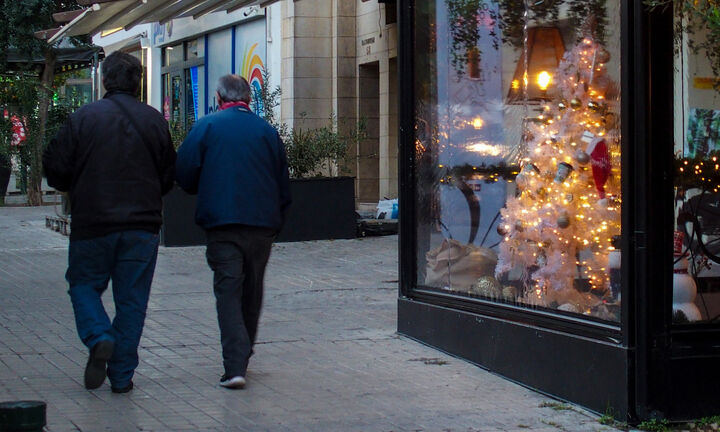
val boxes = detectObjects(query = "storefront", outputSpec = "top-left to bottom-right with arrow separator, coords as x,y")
156,11 -> 271,129
398,0 -> 720,422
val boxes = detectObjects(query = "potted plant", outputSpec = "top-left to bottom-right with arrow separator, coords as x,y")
160,121 -> 206,247
645,0 -> 720,82
161,73 -> 366,246
276,114 -> 365,242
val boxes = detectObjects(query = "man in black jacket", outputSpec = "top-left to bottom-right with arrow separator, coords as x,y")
43,52 -> 176,393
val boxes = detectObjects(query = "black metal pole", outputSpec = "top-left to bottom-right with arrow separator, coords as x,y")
629,0 -> 675,421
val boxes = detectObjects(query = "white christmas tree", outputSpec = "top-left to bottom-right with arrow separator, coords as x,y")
496,24 -> 622,314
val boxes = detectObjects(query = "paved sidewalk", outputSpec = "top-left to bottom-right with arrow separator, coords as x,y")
0,206 -> 621,432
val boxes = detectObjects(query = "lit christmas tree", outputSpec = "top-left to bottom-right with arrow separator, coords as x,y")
496,23 -> 622,316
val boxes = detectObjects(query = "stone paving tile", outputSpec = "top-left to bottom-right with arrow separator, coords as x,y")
0,206 -> 622,431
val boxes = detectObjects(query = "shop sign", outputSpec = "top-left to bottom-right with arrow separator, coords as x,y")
152,21 -> 173,45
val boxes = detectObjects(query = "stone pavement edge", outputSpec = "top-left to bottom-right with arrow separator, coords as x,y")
0,206 -> 623,432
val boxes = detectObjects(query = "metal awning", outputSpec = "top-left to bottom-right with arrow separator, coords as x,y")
5,47 -> 104,73
47,0 -> 280,44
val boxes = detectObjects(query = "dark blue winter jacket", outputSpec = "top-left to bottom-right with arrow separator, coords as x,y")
175,106 -> 291,231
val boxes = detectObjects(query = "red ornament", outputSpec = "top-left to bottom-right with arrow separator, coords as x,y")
10,115 -> 26,146
587,137 -> 610,198
674,231 -> 686,257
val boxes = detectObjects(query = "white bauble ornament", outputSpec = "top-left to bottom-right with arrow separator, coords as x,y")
673,256 -> 702,322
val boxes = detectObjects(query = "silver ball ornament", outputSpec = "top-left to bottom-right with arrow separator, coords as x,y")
574,150 -> 590,165
557,214 -> 571,229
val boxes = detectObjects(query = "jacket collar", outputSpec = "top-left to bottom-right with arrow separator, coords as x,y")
104,90 -> 138,99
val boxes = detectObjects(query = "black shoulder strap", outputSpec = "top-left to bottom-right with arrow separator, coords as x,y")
107,96 -> 160,174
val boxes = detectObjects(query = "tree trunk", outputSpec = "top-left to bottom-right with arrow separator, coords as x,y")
28,49 -> 56,206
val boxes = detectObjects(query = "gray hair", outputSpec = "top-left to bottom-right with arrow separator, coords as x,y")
216,74 -> 251,103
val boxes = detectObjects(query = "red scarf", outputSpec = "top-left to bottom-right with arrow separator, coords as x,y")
219,101 -> 250,111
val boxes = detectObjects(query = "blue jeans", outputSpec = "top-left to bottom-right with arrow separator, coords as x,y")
66,230 -> 159,388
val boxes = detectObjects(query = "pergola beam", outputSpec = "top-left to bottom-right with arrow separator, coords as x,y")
52,9 -> 86,24
76,0 -> 124,5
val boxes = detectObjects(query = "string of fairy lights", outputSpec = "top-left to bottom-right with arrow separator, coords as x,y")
496,34 -> 622,306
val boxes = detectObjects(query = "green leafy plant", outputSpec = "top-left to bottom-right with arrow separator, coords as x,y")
1,0 -> 89,205
253,69 -> 367,179
169,121 -> 188,150
1,72 -> 80,199
445,0 -> 494,78
646,0 -> 720,86
696,415 -> 720,427
496,0 -> 608,47
638,418 -> 671,432
539,401 -> 572,411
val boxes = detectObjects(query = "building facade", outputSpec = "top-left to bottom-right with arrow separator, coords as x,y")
93,0 -> 399,207
397,0 -> 720,422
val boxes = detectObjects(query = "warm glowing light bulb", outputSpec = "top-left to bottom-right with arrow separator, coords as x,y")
537,71 -> 552,91
472,117 -> 484,129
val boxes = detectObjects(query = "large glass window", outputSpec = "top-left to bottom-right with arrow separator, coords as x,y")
414,1 -> 622,322
671,5 -> 720,325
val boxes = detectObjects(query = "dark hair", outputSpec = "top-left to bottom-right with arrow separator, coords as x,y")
216,75 -> 251,103
101,51 -> 142,93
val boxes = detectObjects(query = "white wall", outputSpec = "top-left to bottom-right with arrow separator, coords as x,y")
94,5 -> 283,119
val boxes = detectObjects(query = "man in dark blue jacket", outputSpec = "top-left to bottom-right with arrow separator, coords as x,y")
175,74 -> 291,389
43,51 -> 176,393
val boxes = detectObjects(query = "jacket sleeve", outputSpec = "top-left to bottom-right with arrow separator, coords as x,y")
175,121 -> 205,195
276,132 -> 292,226
159,125 -> 177,195
42,118 -> 75,192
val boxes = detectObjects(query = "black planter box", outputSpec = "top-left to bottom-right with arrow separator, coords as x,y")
161,186 -> 206,247
277,176 -> 356,242
0,161 -> 11,203
161,177 -> 356,246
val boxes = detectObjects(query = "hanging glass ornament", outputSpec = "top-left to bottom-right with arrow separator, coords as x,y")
588,101 -> 603,112
554,162 -> 574,183
557,213 -> 571,229
570,98 -> 582,109
497,224 -> 509,236
574,150 -> 590,165
596,48 -> 611,64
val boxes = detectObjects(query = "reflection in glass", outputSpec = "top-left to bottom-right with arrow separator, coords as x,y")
414,0 -> 622,322
672,7 -> 720,325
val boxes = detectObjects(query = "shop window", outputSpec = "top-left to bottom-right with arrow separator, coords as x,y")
162,44 -> 183,67
162,73 -> 182,124
184,67 -> 200,130
414,0 -> 622,322
672,7 -> 720,325
126,48 -> 148,104
184,38 -> 204,61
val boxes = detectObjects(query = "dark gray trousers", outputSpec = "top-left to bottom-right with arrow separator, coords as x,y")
205,225 -> 275,377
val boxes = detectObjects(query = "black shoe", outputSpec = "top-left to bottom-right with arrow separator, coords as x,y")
84,340 -> 114,390
111,381 -> 133,394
